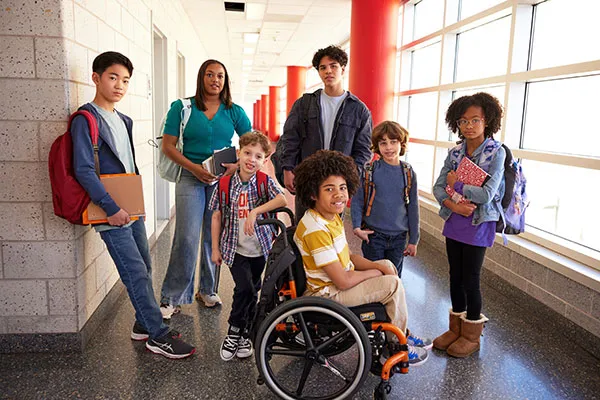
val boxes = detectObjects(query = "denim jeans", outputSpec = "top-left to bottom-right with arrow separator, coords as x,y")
161,170 -> 217,305
361,230 -> 408,277
100,219 -> 169,339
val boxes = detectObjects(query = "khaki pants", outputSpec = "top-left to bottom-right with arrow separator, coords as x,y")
314,260 -> 408,333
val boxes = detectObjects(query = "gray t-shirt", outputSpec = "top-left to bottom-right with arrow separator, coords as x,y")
90,102 -> 135,232
320,91 -> 347,150
90,102 -> 135,173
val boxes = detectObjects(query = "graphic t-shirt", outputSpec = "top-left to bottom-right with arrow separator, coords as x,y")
236,183 -> 262,257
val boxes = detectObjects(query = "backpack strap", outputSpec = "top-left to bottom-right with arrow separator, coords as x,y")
300,93 -> 311,140
363,161 -> 376,219
70,110 -> 100,177
255,171 -> 270,220
218,174 -> 232,221
401,161 -> 412,206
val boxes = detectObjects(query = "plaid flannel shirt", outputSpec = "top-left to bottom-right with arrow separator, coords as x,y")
208,172 -> 283,267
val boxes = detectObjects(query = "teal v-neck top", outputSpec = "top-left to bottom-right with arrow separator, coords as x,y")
163,98 -> 251,164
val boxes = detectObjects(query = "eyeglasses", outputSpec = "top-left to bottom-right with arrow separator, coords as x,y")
457,118 -> 484,127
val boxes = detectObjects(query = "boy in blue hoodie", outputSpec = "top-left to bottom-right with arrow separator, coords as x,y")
72,51 -> 195,359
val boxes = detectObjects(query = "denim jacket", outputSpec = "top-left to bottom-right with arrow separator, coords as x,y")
280,89 -> 372,170
72,103 -> 138,217
433,138 -> 505,225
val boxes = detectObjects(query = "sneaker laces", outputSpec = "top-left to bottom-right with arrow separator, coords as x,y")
223,335 -> 240,352
408,332 -> 426,346
238,337 -> 251,348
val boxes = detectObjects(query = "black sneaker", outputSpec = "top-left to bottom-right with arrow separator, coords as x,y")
131,323 -> 182,342
131,321 -> 149,341
146,332 -> 195,359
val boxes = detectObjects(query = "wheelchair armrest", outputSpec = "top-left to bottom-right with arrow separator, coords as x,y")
257,219 -> 288,248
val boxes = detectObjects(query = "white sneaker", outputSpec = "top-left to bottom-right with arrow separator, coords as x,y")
160,303 -> 180,320
236,337 -> 253,358
196,293 -> 222,308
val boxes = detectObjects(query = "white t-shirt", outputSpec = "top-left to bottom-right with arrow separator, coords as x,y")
236,183 -> 262,258
320,91 -> 347,150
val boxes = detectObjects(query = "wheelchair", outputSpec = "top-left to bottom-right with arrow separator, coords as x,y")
251,208 -> 410,400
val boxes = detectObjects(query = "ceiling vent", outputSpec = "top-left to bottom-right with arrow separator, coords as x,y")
224,2 -> 245,12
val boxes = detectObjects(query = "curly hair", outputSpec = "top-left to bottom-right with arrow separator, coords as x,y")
239,130 -> 271,156
294,150 -> 359,209
312,45 -> 348,69
372,121 -> 409,157
445,92 -> 503,141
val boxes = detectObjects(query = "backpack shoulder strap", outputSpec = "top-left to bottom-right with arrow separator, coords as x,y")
70,110 -> 100,176
180,98 -> 192,132
362,160 -> 377,219
255,171 -> 271,219
218,175 -> 232,215
400,161 -> 413,206
300,93 -> 312,140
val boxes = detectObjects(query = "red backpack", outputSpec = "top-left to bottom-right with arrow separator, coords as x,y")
218,171 -> 270,221
48,110 -> 100,225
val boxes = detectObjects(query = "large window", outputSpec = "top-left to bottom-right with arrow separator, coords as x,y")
395,0 -> 600,264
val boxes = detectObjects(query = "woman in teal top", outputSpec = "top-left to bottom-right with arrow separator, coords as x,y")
160,59 -> 251,317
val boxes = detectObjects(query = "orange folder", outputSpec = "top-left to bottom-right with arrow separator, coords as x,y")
82,173 -> 146,225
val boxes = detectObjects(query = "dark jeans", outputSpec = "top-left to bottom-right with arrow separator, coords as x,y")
362,230 -> 408,277
100,219 -> 169,339
445,237 -> 487,320
228,253 -> 265,331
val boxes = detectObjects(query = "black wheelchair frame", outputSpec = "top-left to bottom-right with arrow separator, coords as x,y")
250,208 -> 410,400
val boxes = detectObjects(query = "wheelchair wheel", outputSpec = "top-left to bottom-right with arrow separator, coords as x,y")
255,296 -> 371,400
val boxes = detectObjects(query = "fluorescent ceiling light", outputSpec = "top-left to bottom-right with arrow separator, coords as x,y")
244,33 -> 259,43
243,59 -> 253,66
246,3 -> 266,20
243,47 -> 255,55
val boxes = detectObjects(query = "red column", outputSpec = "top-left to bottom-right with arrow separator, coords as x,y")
349,0 -> 399,125
286,66 -> 307,115
252,102 -> 257,129
261,94 -> 269,135
256,99 -> 262,132
268,86 -> 281,141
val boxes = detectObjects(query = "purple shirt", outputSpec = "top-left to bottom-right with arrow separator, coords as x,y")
443,180 -> 495,247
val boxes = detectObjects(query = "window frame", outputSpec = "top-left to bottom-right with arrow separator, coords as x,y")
395,0 -> 600,270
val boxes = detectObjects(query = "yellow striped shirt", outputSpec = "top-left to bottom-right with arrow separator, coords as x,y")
293,209 -> 354,296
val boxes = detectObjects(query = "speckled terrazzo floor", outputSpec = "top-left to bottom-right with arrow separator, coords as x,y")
1,216 -> 599,400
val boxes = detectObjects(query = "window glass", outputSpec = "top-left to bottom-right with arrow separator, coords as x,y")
413,0 -> 445,40
443,86 -> 506,141
455,16 -> 510,82
460,0 -> 504,20
523,75 -> 600,157
411,41 -> 441,89
524,160 -> 600,252
405,143 -> 435,193
407,92 -> 438,140
531,0 -> 600,69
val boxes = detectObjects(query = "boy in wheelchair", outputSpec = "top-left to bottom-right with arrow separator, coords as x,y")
292,150 -> 428,366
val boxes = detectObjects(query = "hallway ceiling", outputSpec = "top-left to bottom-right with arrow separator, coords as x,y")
181,0 -> 352,104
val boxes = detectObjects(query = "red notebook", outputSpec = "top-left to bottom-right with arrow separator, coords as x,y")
445,157 -> 489,203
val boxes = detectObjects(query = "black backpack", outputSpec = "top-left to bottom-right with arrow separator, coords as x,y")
271,93 -> 311,187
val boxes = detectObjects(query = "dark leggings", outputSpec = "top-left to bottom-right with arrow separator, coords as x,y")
445,238 -> 487,320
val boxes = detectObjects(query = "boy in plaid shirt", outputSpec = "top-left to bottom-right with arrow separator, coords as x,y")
209,131 -> 287,361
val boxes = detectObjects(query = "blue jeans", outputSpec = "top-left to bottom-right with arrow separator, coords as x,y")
100,219 -> 169,339
361,230 -> 408,277
160,170 -> 217,305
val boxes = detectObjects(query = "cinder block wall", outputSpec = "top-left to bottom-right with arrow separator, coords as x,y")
0,0 -> 205,343
419,201 -> 600,340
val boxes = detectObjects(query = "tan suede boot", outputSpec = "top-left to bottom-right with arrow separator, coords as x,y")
446,314 -> 489,358
432,309 -> 465,351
